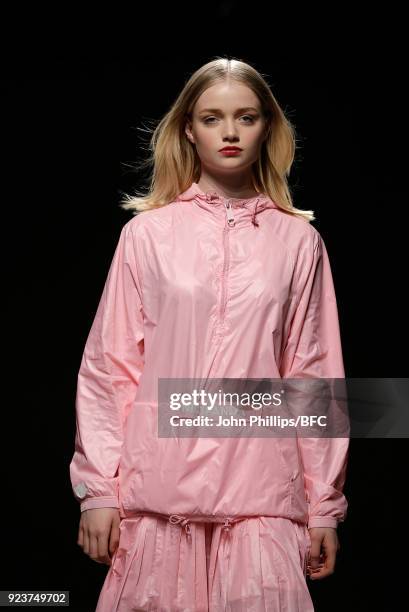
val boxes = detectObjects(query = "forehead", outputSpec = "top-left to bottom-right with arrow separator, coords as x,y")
194,82 -> 260,112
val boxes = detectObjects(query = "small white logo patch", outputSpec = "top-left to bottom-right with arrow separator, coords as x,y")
74,482 -> 88,499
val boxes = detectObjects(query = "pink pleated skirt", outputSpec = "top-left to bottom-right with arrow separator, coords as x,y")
95,515 -> 314,611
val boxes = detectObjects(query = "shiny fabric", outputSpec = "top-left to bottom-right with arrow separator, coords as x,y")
69,180 -> 349,609
95,515 -> 313,612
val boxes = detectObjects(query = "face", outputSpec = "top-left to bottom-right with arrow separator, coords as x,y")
185,81 -> 269,177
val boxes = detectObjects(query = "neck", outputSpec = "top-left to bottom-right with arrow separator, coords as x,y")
197,174 -> 259,200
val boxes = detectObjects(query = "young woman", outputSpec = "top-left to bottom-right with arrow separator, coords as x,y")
70,57 -> 349,611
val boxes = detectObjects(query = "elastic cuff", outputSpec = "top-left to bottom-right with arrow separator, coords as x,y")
308,516 -> 338,529
80,496 -> 120,512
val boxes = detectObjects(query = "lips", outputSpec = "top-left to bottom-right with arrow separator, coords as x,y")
219,147 -> 242,151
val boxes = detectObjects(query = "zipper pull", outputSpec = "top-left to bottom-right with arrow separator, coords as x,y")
224,200 -> 235,227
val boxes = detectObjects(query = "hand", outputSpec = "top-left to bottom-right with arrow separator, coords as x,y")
77,507 -> 120,566
307,527 -> 340,580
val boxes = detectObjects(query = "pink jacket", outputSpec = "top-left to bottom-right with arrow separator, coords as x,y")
69,181 -> 349,532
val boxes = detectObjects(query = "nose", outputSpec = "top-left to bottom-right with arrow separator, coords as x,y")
222,119 -> 239,141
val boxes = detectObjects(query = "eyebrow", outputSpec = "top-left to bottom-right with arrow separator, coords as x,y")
198,107 -> 260,114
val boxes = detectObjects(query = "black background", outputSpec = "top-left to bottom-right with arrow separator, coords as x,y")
1,4 -> 406,611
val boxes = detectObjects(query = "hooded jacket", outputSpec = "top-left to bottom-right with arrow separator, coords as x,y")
69,181 -> 349,532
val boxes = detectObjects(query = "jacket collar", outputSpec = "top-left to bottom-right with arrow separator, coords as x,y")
176,182 -> 278,228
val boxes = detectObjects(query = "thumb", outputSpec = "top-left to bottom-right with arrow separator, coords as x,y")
309,538 -> 322,570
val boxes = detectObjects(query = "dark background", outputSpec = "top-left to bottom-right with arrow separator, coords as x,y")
1,5 -> 406,611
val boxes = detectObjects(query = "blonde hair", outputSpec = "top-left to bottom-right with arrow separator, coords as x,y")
119,56 -> 315,222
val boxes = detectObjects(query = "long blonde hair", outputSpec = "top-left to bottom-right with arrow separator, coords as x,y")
119,57 -> 315,222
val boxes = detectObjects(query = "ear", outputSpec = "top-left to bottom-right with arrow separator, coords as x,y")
185,118 -> 195,144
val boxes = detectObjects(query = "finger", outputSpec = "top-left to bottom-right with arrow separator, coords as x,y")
309,549 -> 337,580
89,534 -> 101,563
97,533 -> 111,565
307,559 -> 325,576
77,524 -> 84,547
109,521 -> 120,559
308,558 -> 327,578
83,531 -> 90,556
309,565 -> 334,580
323,543 -> 337,574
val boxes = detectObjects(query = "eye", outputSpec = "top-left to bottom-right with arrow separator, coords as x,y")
241,115 -> 256,123
203,115 -> 256,124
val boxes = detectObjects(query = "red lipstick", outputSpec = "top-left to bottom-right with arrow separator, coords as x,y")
219,146 -> 242,156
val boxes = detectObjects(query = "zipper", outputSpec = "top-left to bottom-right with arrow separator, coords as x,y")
224,199 -> 235,227
207,200 -> 234,373
219,200 -> 234,322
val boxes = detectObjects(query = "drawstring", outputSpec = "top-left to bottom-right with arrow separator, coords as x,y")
168,514 -> 235,536
169,514 -> 192,535
204,192 -> 261,227
252,199 -> 260,226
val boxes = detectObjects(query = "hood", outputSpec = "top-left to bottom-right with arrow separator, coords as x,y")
176,182 -> 279,228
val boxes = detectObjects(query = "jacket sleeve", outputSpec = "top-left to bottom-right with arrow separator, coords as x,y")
69,221 -> 145,512
279,229 -> 349,529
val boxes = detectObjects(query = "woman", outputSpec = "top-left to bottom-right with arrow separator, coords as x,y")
70,57 -> 349,611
